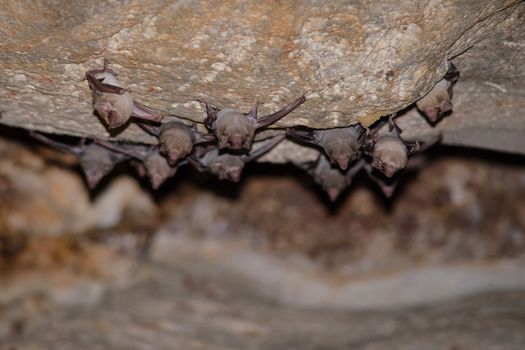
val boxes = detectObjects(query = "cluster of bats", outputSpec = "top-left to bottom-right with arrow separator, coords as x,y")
31,60 -> 459,201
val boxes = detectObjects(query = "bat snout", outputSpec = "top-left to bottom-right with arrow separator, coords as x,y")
86,173 -> 103,189
229,134 -> 245,149
327,187 -> 340,202
382,163 -> 399,178
334,155 -> 350,170
167,150 -> 182,164
227,168 -> 242,182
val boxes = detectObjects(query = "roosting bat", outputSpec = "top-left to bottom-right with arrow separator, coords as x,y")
416,62 -> 459,123
197,94 -> 305,150
96,141 -> 181,189
298,154 -> 366,202
137,121 -> 216,165
364,116 -> 439,178
85,60 -> 163,129
189,134 -> 285,182
30,132 -> 130,188
287,125 -> 365,170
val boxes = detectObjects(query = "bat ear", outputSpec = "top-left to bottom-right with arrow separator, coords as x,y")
196,99 -> 220,120
246,101 -> 263,119
387,114 -> 402,135
405,141 -> 420,155
444,62 -> 460,82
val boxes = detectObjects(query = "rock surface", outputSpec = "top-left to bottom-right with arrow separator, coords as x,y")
0,0 -> 523,159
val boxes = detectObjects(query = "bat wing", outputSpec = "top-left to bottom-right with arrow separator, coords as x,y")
345,158 -> 366,180
286,127 -> 321,146
131,102 -> 163,123
244,134 -> 285,162
136,121 -> 161,136
255,94 -> 306,129
95,140 -> 151,161
187,155 -> 209,172
193,129 -> 217,145
30,131 -> 84,156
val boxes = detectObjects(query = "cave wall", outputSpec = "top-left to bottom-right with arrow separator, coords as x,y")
0,0 -> 523,161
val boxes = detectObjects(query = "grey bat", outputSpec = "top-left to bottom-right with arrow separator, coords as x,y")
416,62 -> 459,123
189,134 -> 285,182
197,94 -> 305,150
96,141 -> 181,190
30,132 -> 129,188
365,116 -> 439,178
85,60 -> 163,129
298,154 -> 366,202
287,125 -> 365,170
138,121 -> 216,165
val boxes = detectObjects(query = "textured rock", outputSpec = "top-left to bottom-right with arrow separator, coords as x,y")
0,0 -> 523,159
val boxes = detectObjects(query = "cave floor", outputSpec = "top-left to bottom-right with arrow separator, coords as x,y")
2,257 -> 525,350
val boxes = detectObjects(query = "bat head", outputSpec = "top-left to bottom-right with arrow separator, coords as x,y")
80,145 -> 116,188
372,135 -> 408,178
314,157 -> 350,202
323,128 -> 361,170
144,153 -> 175,189
93,91 -> 133,129
160,124 -> 194,164
210,154 -> 244,182
216,110 -> 255,150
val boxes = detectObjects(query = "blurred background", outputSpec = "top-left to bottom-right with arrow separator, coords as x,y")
1,126 -> 524,349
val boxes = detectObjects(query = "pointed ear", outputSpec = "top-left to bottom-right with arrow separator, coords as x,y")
387,114 -> 402,135
196,99 -> 220,121
404,133 -> 441,154
255,94 -> 306,129
444,62 -> 460,82
405,141 -> 421,155
245,101 -> 263,119
244,134 -> 285,162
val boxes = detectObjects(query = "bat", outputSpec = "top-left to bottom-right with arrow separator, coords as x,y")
364,116 -> 439,178
85,59 -> 163,129
137,121 -> 216,165
297,154 -> 366,201
30,131 -> 130,188
416,62 -> 459,123
96,141 -> 181,189
286,125 -> 365,170
189,134 -> 285,182
197,94 -> 305,150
